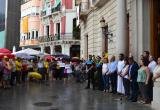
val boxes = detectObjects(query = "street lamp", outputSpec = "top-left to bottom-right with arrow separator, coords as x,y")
100,17 -> 113,56
100,17 -> 113,37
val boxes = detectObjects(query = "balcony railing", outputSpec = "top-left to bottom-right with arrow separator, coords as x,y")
51,3 -> 61,13
41,10 -> 46,16
39,33 -> 80,43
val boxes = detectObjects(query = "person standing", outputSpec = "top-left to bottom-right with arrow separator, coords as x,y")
75,60 -> 82,82
15,58 -> 22,84
44,59 -> 49,81
85,55 -> 96,90
117,54 -> 125,94
2,56 -> 12,88
102,57 -> 109,92
108,56 -> 117,94
37,59 -> 45,81
58,59 -> 65,80
153,57 -> 160,81
128,56 -> 139,102
64,59 -> 72,82
22,59 -> 28,83
10,59 -> 16,86
95,56 -> 103,91
148,55 -> 156,102
0,59 -> 4,87
137,58 -> 150,104
121,57 -> 130,99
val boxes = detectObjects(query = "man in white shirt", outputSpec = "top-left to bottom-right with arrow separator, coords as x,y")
148,55 -> 157,102
117,53 -> 125,94
148,56 -> 157,73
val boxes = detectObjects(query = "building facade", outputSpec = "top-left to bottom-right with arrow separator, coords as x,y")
20,0 -> 80,57
20,0 -> 41,49
0,0 -> 20,50
79,0 -> 160,108
39,0 -> 80,57
79,0 -> 159,62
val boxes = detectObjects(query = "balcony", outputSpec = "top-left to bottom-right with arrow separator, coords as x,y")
20,39 -> 39,47
79,2 -> 89,20
51,3 -> 61,14
41,10 -> 46,16
39,33 -> 80,43
94,0 -> 109,8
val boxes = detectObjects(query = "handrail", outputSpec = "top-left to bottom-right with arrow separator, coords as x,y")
39,33 -> 80,43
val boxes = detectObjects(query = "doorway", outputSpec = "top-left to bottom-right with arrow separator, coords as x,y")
150,0 -> 160,58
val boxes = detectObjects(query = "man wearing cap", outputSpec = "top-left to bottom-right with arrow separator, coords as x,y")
85,55 -> 96,90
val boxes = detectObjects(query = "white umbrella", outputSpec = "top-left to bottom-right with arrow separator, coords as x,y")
13,48 -> 41,56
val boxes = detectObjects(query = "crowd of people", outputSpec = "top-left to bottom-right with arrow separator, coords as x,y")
83,51 -> 160,105
0,51 -> 160,105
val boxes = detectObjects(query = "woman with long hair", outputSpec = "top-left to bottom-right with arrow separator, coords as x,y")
137,58 -> 150,104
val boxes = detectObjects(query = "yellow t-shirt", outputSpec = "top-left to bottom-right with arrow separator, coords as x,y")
15,61 -> 22,71
44,61 -> 49,69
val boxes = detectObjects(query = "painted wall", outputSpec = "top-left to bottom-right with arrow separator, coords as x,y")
61,16 -> 66,34
21,0 -> 41,11
28,16 -> 40,31
65,12 -> 77,33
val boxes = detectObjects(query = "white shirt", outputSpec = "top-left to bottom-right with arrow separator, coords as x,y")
102,63 -> 109,75
121,65 -> 129,79
65,64 -> 72,74
117,60 -> 125,73
58,61 -> 65,67
37,62 -> 44,68
148,61 -> 157,73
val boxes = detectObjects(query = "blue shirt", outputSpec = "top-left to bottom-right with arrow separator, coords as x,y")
85,60 -> 93,65
85,60 -> 94,68
108,61 -> 118,73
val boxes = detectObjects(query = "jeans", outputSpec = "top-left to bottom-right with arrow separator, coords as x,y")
102,74 -> 110,91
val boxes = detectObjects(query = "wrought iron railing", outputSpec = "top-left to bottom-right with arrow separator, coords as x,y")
39,33 -> 80,43
51,3 -> 61,13
41,10 -> 46,16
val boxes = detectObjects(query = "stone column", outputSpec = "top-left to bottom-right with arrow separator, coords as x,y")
152,79 -> 160,109
62,44 -> 71,56
40,45 -> 45,53
116,0 -> 128,55
50,45 -> 55,55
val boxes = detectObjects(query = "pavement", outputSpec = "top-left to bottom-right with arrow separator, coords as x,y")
0,80 -> 155,110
